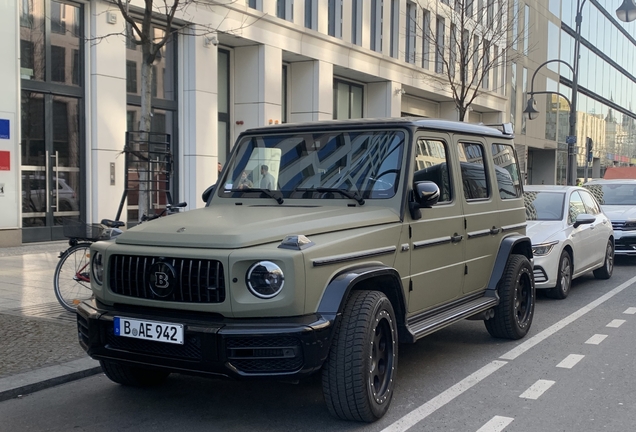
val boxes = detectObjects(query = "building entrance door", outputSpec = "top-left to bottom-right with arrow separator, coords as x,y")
21,92 -> 82,242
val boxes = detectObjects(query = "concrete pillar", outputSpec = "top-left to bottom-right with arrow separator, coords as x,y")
89,2 -> 127,223
289,60 -> 333,122
0,0 -> 20,245
181,27 -> 218,210
367,81 -> 402,118
234,44 -> 283,131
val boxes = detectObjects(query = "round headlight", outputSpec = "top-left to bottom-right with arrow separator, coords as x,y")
246,261 -> 284,299
92,251 -> 104,285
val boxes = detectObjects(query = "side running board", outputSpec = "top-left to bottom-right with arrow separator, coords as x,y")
406,296 -> 498,342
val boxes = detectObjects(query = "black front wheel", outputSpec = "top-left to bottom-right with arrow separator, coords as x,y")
485,254 -> 535,340
322,290 -> 398,422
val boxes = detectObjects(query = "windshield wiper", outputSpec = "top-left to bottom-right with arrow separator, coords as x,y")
241,188 -> 284,205
312,187 -> 365,205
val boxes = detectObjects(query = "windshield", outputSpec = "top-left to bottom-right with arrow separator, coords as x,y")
219,129 -> 406,201
584,183 -> 636,205
523,191 -> 565,221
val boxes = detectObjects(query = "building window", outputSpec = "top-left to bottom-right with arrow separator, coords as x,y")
461,30 -> 469,83
277,0 -> 292,21
523,4 -> 529,56
521,67 -> 528,134
510,62 -> 517,131
493,46 -> 499,92
512,0 -> 519,50
72,49 -> 80,85
482,39 -> 490,89
126,61 -> 137,94
449,24 -> 457,79
390,0 -> 399,58
435,17 -> 445,74
247,0 -> 257,8
51,45 -> 66,82
406,2 -> 416,63
334,79 -> 363,120
328,0 -> 342,38
305,0 -> 316,29
51,1 -> 65,34
487,0 -> 494,27
371,0 -> 382,52
473,36 -> 479,86
282,64 -> 288,123
352,0 -> 362,45
422,9 -> 431,69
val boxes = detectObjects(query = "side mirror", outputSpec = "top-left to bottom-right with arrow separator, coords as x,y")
409,181 -> 440,220
202,185 -> 215,203
573,213 -> 595,228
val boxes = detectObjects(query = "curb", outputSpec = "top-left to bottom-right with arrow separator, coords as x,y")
0,358 -> 102,402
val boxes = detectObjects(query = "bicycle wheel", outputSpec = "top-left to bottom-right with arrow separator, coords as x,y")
54,243 -> 94,312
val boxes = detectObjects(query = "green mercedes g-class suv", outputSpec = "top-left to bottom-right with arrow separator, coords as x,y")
78,118 -> 534,422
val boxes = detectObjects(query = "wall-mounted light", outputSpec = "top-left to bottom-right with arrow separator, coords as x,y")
204,35 -> 219,48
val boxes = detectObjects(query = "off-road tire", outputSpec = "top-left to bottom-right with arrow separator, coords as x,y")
546,251 -> 572,299
322,290 -> 398,422
100,360 -> 170,387
593,239 -> 614,280
485,254 -> 535,340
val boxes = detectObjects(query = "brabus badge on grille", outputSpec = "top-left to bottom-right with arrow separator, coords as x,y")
148,261 -> 177,298
177,227 -> 186,233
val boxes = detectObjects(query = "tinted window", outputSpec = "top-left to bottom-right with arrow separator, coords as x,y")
523,191 -> 564,221
579,190 -> 601,215
413,139 -> 452,203
568,191 -> 586,225
492,143 -> 522,199
458,142 -> 488,200
584,183 -> 636,205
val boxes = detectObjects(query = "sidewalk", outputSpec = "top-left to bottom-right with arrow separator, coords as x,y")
0,241 -> 101,402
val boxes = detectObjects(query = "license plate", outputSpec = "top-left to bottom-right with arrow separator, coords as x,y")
114,317 -> 184,345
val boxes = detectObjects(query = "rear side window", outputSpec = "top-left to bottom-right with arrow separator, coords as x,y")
413,139 -> 452,203
492,144 -> 522,199
458,142 -> 488,200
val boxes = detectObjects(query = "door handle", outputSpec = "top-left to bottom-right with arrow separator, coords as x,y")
490,226 -> 501,235
451,233 -> 463,243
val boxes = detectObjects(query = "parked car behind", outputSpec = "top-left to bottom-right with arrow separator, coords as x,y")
524,185 -> 614,299
584,179 -> 636,256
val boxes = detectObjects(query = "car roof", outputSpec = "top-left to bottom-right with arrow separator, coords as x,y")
523,185 -> 581,192
585,179 -> 636,184
242,118 -> 513,140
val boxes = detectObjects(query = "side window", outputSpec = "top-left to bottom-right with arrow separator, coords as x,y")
568,191 -> 586,224
413,138 -> 452,203
579,190 -> 601,215
492,143 -> 522,199
458,142 -> 489,200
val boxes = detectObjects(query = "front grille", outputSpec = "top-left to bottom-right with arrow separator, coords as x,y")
226,336 -> 303,373
612,221 -> 626,230
105,324 -> 202,360
109,255 -> 225,303
533,267 -> 548,283
77,314 -> 89,346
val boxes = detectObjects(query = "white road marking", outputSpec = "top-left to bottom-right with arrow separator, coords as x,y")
556,354 -> 585,369
500,275 -> 636,360
624,307 -> 636,315
607,319 -> 626,328
476,416 -> 514,432
379,361 -> 508,432
585,334 -> 608,345
519,379 -> 555,400
382,276 -> 636,432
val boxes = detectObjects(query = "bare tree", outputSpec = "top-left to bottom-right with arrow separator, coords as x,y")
101,0 -> 251,220
415,0 -> 524,121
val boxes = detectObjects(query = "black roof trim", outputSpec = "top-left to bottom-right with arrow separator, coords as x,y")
243,118 -> 514,139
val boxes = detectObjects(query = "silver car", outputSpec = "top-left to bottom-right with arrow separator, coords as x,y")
584,179 -> 636,256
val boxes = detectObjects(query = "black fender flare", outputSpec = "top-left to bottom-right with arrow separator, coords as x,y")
317,264 -> 407,329
486,234 -> 533,294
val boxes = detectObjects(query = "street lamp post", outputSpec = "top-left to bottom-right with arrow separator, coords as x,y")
523,0 -> 587,186
616,0 -> 636,22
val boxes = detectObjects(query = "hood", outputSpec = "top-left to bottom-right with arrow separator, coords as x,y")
526,220 -> 565,244
115,205 -> 401,248
601,205 -> 636,221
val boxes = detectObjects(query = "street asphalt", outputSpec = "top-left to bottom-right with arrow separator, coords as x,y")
0,241 -> 101,402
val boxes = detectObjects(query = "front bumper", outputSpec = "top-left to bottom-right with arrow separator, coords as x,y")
532,255 -> 558,289
77,300 -> 334,380
613,231 -> 636,256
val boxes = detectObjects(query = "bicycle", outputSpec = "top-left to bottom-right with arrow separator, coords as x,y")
53,202 -> 187,312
